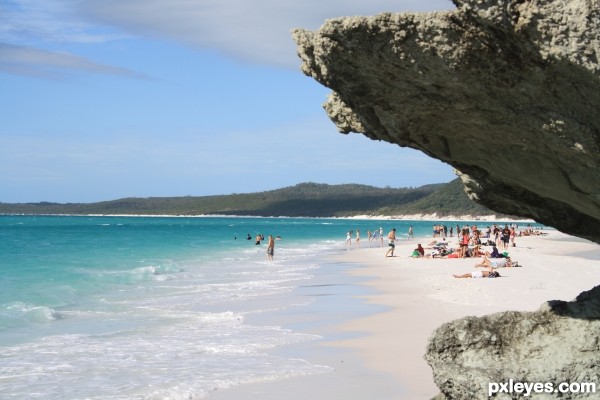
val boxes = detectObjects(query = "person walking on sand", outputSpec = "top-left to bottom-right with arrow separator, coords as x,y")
345,231 -> 352,246
356,229 -> 360,246
266,235 -> 275,260
385,228 -> 397,257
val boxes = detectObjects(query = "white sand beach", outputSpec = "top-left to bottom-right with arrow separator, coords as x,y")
209,230 -> 600,399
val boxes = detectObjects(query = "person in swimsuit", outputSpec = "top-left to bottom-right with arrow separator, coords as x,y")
475,256 -> 516,269
459,228 -> 470,258
266,235 -> 275,260
385,228 -> 397,257
453,266 -> 500,278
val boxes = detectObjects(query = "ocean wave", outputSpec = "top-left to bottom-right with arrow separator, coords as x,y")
1,302 -> 62,326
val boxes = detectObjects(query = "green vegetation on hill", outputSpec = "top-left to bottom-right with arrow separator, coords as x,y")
0,179 -> 506,217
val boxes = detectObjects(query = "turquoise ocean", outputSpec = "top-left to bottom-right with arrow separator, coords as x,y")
0,215 -> 514,399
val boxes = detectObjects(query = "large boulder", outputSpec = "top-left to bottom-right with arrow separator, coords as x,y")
425,286 -> 600,399
292,0 -> 600,245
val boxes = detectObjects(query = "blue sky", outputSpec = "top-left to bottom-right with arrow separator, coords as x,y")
1,0 -> 455,203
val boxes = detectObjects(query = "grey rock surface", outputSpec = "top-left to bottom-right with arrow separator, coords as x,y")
293,0 -> 600,244
425,286 -> 600,399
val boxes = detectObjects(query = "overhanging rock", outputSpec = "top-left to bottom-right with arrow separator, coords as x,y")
293,0 -> 600,244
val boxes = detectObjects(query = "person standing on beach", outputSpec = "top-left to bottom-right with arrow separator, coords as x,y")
510,226 -> 516,247
345,231 -> 352,246
266,235 -> 275,260
501,225 -> 511,250
459,228 -> 470,258
408,225 -> 414,239
379,227 -> 384,246
356,229 -> 360,246
385,228 -> 397,257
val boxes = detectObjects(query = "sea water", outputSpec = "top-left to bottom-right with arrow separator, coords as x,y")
0,215 -> 510,399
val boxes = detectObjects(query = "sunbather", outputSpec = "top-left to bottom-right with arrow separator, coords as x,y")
475,256 -> 518,269
453,265 -> 500,278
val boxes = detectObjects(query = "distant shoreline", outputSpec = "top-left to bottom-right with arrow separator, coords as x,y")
0,213 -> 538,224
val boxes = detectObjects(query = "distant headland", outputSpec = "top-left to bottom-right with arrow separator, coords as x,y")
0,178 -> 516,219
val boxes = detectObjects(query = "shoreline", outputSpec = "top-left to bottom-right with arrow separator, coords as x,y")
0,213 -> 538,223
208,230 -> 600,399
206,252 -> 405,400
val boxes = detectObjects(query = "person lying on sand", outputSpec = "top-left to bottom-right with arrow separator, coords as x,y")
453,266 -> 500,278
475,256 -> 519,269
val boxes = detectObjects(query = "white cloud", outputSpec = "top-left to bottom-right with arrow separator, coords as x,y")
0,0 -> 134,77
0,0 -> 123,44
78,0 -> 454,67
0,43 -> 148,78
0,0 -> 454,77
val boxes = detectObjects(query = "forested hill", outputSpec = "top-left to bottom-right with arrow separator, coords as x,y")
0,179 -> 503,218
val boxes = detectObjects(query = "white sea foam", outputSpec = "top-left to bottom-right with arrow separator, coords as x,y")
1,216 -> 361,399
0,307 -> 332,400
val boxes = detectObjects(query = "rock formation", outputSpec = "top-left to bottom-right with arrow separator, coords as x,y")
292,0 -> 600,245
425,287 -> 600,399
293,0 -> 600,398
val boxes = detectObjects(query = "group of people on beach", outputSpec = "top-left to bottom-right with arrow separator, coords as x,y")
362,222 -> 535,279
417,223 -> 535,259
343,222 -> 546,278
346,226 -> 393,247
345,226 -> 403,257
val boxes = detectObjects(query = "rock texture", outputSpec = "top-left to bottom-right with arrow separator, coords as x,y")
292,0 -> 600,245
425,286 -> 600,399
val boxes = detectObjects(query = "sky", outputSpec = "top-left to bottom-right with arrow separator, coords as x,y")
1,0 -> 456,203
